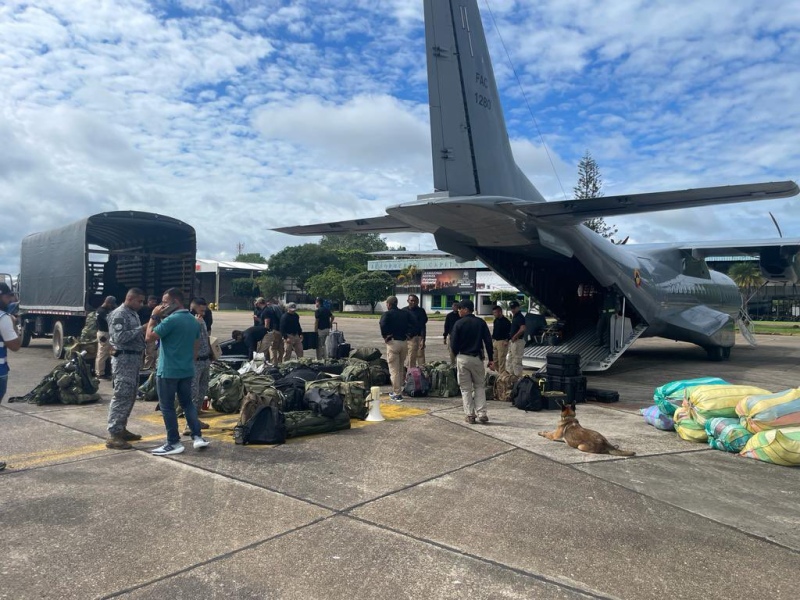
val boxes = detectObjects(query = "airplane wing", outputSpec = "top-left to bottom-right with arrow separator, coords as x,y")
274,215 -> 419,236
497,181 -> 798,224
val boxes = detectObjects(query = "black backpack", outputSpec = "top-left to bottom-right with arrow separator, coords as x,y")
304,387 -> 345,419
512,376 -> 542,411
273,377 -> 308,412
234,400 -> 286,445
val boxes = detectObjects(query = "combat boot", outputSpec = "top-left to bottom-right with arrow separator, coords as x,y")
122,429 -> 142,441
106,435 -> 133,450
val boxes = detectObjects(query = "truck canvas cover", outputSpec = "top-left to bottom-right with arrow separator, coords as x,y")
20,212 -> 196,311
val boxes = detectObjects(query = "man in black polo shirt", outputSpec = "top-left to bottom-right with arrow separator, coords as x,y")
491,305 -> 511,373
442,301 -> 460,365
280,302 -> 303,360
403,294 -> 427,367
507,300 -> 526,376
449,300 -> 494,424
314,297 -> 335,359
379,295 -> 413,401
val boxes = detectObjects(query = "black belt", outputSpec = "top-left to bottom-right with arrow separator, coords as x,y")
492,338 -> 509,342
196,355 -> 211,361
117,350 -> 141,355
460,352 -> 481,357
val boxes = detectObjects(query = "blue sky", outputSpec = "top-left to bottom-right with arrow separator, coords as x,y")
1,0 -> 799,275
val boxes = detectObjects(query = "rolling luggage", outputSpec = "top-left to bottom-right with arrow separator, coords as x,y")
326,323 -> 345,358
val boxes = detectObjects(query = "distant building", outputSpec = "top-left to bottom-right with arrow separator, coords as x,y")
194,259 -> 267,309
367,250 -> 522,315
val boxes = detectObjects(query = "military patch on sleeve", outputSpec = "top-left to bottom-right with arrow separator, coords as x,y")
114,322 -> 124,331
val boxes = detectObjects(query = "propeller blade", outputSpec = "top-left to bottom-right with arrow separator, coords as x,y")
769,212 -> 783,238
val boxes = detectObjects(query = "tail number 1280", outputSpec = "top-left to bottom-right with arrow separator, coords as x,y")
475,93 -> 492,110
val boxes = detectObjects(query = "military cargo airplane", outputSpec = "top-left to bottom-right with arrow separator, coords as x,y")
277,0 -> 799,371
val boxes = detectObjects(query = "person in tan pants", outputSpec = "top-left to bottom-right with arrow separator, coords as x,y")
490,305 -> 511,374
94,296 -> 117,379
280,302 -> 303,360
379,296 -> 412,401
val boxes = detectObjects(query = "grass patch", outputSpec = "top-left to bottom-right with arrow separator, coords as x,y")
748,321 -> 800,335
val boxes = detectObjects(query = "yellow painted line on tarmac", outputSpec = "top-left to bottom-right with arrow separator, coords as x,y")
4,405 -> 432,468
350,404 -> 428,429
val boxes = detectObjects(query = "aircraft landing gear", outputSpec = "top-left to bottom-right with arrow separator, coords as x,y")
706,346 -> 731,361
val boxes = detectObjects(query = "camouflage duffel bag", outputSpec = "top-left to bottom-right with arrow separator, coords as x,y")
284,408 -> 351,439
239,371 -> 276,396
209,372 -> 245,414
306,378 -> 369,420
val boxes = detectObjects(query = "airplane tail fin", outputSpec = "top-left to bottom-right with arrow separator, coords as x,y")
424,0 -> 545,202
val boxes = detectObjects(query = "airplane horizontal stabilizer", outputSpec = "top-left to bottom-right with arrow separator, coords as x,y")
631,238 -> 800,258
499,181 -> 798,224
274,215 -> 419,236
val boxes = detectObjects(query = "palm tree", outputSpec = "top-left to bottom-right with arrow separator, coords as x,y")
728,261 -> 764,309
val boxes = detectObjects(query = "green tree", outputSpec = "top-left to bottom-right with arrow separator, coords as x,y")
254,275 -> 284,301
489,291 -> 529,311
319,233 -> 388,254
342,271 -> 394,314
267,243 -> 339,291
230,277 -> 259,299
306,267 -> 347,308
574,150 -> 619,241
234,252 -> 268,263
320,233 -> 389,275
728,261 -> 764,310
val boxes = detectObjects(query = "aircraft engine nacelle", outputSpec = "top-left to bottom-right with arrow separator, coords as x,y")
759,247 -> 800,283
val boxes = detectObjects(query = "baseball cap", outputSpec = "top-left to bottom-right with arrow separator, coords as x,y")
287,302 -> 297,310
457,299 -> 474,311
255,297 -> 266,305
509,300 -> 520,309
0,283 -> 12,295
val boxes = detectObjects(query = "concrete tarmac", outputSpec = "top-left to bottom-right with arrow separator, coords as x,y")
1,313 -> 799,599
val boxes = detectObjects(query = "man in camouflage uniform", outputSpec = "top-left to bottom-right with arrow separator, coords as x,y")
106,288 -> 146,450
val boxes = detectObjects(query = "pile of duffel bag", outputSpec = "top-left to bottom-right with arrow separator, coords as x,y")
642,376 -> 800,466
222,358 -> 372,445
9,352 -> 100,406
341,347 -> 391,388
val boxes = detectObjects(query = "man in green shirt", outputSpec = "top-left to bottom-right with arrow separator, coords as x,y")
145,287 -> 210,455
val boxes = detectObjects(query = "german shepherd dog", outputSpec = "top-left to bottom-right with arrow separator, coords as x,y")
538,403 -> 635,456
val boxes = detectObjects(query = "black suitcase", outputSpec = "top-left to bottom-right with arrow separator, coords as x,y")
336,343 -> 351,359
302,331 -> 319,351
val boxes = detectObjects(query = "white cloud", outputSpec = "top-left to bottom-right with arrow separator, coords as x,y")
0,0 -> 798,281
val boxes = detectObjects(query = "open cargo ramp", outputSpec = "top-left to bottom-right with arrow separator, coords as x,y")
523,323 -> 649,372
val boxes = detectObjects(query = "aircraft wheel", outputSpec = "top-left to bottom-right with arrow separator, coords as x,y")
706,346 -> 724,361
52,321 -> 65,360
722,347 -> 731,360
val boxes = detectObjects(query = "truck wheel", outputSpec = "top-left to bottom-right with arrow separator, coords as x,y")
52,321 -> 65,359
21,324 -> 32,348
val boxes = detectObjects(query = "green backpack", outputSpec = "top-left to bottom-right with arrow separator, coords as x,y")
209,372 -> 245,413
239,372 -> 276,396
429,363 -> 461,397
341,360 -> 372,387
